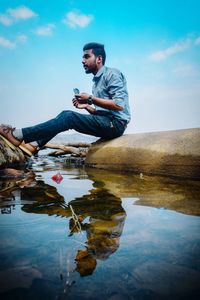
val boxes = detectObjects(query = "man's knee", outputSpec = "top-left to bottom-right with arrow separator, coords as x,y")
56,110 -> 75,120
55,110 -> 80,129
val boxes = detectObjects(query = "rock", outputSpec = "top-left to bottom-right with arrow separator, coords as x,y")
0,136 -> 26,168
0,168 -> 29,179
86,128 -> 200,179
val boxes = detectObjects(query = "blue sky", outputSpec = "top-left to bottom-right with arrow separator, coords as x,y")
0,0 -> 200,134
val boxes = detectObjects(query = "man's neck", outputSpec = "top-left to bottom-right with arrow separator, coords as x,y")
93,64 -> 103,75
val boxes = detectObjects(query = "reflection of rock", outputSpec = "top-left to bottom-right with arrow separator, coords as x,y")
0,179 -> 66,214
86,168 -> 200,216
21,181 -> 65,215
0,171 -> 36,208
0,168 -> 33,179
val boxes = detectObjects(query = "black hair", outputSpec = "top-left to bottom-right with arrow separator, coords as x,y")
83,42 -> 106,65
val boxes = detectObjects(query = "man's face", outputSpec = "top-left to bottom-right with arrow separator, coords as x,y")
82,49 -> 99,74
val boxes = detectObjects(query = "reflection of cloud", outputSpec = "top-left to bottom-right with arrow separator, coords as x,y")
150,38 -> 191,61
63,11 -> 93,28
0,6 -> 37,26
34,24 -> 55,36
0,36 -> 15,49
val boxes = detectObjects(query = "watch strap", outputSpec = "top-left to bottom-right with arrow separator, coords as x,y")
87,95 -> 93,105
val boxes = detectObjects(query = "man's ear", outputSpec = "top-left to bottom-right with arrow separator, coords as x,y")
96,55 -> 103,64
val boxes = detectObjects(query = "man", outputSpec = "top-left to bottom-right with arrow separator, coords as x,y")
0,42 -> 131,156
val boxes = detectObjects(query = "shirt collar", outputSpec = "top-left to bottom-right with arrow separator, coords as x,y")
93,65 -> 106,82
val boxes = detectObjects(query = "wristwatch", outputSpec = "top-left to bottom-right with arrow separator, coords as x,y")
87,95 -> 93,105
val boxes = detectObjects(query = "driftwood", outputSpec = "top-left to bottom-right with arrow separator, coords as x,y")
45,142 -> 91,157
46,142 -> 92,148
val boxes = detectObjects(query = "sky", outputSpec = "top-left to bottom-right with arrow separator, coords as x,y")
0,0 -> 200,134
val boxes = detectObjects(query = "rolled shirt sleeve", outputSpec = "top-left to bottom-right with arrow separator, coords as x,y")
107,71 -> 128,108
92,66 -> 131,123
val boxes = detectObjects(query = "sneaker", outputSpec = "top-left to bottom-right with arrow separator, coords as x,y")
0,124 -> 21,147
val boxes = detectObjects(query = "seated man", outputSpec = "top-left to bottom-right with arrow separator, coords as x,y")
0,42 -> 131,156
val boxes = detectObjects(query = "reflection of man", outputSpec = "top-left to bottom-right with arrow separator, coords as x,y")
68,188 -> 126,277
75,212 -> 125,276
13,178 -> 126,277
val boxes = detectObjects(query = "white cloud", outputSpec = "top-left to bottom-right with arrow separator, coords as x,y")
0,36 -> 15,49
195,36 -> 200,45
0,6 -> 37,26
63,11 -> 93,28
150,38 -> 191,61
0,14 -> 13,26
7,6 -> 37,20
173,63 -> 199,78
16,34 -> 28,43
34,24 -> 55,36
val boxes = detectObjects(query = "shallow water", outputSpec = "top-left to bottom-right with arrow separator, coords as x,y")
0,156 -> 200,300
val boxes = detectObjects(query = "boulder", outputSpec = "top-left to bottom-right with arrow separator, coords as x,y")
86,128 -> 200,179
0,136 -> 26,168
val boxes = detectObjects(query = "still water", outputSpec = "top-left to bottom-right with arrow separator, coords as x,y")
0,156 -> 200,300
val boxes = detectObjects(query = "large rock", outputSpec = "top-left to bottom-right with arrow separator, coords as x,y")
0,136 -> 26,168
86,128 -> 200,179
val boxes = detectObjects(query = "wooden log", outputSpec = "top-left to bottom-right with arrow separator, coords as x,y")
45,142 -> 91,148
45,143 -> 89,157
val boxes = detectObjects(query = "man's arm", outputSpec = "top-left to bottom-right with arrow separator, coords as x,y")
92,95 -> 123,111
74,93 -> 123,111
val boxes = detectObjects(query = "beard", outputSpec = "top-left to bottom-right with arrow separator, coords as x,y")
84,66 -> 93,74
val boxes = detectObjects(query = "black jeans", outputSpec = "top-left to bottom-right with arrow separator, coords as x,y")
22,110 -> 126,148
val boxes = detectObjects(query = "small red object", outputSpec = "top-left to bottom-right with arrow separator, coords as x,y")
51,172 -> 63,184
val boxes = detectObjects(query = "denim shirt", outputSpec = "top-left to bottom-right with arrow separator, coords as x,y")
92,66 -> 131,123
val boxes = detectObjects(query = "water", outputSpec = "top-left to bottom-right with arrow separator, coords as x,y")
0,155 -> 200,300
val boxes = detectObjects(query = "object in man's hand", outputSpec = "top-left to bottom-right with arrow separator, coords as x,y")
73,88 -> 80,94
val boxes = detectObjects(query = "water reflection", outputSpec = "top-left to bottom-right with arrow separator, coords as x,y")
0,166 -> 200,299
1,166 -> 200,216
86,168 -> 200,216
0,173 -> 126,278
68,189 -> 125,276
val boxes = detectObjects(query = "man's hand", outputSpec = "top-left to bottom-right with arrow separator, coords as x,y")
72,97 -> 96,114
72,98 -> 89,109
74,92 -> 90,103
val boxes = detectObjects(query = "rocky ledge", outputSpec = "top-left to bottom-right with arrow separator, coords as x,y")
86,128 -> 200,179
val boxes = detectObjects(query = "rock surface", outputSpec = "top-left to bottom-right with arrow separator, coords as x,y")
86,128 -> 200,178
0,136 -> 26,168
